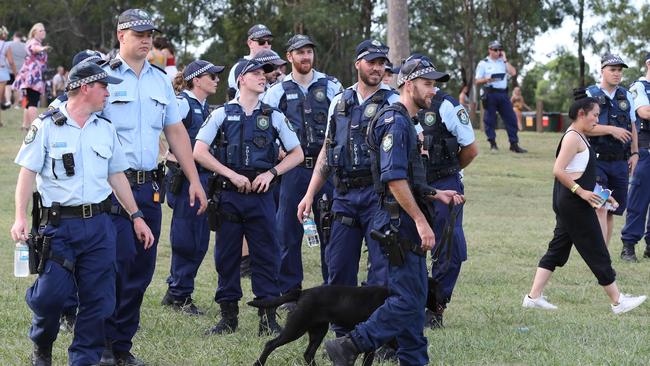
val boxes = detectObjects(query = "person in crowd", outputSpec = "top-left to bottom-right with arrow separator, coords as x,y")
13,23 -> 49,131
6,31 -> 27,109
98,9 -> 206,365
161,60 -> 224,315
523,89 -> 646,314
511,86 -> 531,131
475,40 -> 526,153
10,61 -> 154,366
226,24 -> 273,99
0,25 -> 17,125
51,66 -> 66,98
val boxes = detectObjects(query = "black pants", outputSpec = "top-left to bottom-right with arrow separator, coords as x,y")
538,188 -> 616,286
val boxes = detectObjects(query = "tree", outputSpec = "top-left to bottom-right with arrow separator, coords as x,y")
387,0 -> 409,68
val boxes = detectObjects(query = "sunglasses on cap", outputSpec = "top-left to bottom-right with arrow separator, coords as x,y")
254,39 -> 272,46
401,57 -> 434,76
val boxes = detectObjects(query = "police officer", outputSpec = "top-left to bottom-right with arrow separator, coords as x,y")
298,40 -> 396,293
10,62 -> 154,366
585,54 -> 637,248
253,49 -> 287,90
49,50 -> 106,110
161,60 -> 224,314
194,59 -> 303,335
475,40 -> 527,153
620,52 -> 650,261
417,78 -> 479,328
263,34 -> 342,292
325,54 -> 464,366
227,24 -> 274,99
99,9 -> 207,365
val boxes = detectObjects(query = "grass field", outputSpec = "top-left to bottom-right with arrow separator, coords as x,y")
1,107 -> 649,366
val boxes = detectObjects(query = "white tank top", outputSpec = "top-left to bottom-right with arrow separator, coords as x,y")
564,130 -> 590,173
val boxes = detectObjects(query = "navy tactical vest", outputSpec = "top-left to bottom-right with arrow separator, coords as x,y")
587,85 -> 632,157
416,90 -> 461,182
279,77 -> 330,157
212,103 -> 279,173
178,92 -> 210,147
635,80 -> 650,148
327,88 -> 394,191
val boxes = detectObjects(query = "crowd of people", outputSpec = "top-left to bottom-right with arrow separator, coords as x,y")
6,8 -> 649,366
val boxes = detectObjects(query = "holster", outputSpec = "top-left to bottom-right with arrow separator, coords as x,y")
318,196 -> 333,245
166,161 -> 185,195
371,228 -> 405,266
207,175 -> 222,231
156,162 -> 167,204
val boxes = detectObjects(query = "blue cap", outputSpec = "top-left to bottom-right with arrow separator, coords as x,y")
72,50 -> 104,67
117,9 -> 159,32
253,49 -> 287,66
488,40 -> 502,50
66,63 -> 122,91
397,54 -> 449,87
355,39 -> 389,61
234,59 -> 276,82
601,54 -> 628,69
183,60 -> 225,81
287,34 -> 315,52
247,24 -> 273,40
384,61 -> 394,73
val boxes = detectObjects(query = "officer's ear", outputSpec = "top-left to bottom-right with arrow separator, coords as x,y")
286,51 -> 293,63
117,30 -> 126,44
354,59 -> 362,72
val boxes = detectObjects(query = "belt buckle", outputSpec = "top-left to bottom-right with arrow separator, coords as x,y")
82,204 -> 93,219
305,157 -> 314,169
136,170 -> 146,185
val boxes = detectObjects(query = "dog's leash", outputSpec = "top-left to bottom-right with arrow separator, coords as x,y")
431,201 -> 463,272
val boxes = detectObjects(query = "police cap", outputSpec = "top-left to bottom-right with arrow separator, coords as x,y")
235,59 -> 275,82
248,24 -> 273,40
117,9 -> 160,32
601,54 -> 628,69
355,39 -> 389,61
66,63 -> 123,91
397,54 -> 449,87
253,49 -> 287,66
488,40 -> 503,50
72,50 -> 105,67
183,60 -> 225,81
286,34 -> 315,52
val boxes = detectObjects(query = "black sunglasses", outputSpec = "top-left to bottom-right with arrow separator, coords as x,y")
200,73 -> 218,81
254,39 -> 272,46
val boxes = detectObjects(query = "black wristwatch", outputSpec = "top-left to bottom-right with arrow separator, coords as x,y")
130,210 -> 145,221
269,167 -> 278,177
630,151 -> 639,157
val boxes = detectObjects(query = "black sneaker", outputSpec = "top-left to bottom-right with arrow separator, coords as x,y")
509,142 -> 528,153
31,344 -> 52,366
114,351 -> 145,366
620,244 -> 638,262
644,246 -> 650,259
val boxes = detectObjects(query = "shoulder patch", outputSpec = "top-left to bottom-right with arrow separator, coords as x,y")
109,58 -> 122,70
381,133 -> 393,152
24,125 -> 38,144
284,117 -> 295,132
457,109 -> 470,125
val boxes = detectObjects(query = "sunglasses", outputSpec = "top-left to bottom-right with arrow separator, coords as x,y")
200,73 -> 218,81
402,57 -> 434,76
254,39 -> 272,46
490,48 -> 502,52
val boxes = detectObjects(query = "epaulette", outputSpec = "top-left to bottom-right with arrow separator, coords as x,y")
109,58 -> 122,70
38,109 -> 67,126
150,63 -> 167,74
97,115 -> 112,124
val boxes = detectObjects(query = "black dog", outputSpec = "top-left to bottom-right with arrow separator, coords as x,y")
247,277 -> 440,366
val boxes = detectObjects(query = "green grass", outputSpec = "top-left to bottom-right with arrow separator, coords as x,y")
0,108 -> 648,365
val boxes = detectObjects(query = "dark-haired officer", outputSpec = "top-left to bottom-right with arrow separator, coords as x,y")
195,59 -> 303,336
161,60 -> 224,314
325,54 -> 464,366
263,34 -> 342,293
586,54 -> 637,248
227,24 -> 274,99
99,9 -> 207,365
11,62 -> 154,366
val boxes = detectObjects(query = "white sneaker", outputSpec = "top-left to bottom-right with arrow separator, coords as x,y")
611,294 -> 647,315
522,294 -> 558,310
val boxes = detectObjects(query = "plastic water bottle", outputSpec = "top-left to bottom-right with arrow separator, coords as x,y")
14,241 -> 30,277
303,214 -> 320,247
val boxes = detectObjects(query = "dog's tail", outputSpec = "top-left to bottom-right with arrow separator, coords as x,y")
246,289 -> 302,308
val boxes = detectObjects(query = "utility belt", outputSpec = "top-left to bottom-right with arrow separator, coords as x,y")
371,227 -> 426,266
426,166 -> 460,183
124,164 -> 165,186
334,171 -> 374,193
300,156 -> 317,169
214,170 -> 276,192
205,175 -> 247,231
596,151 -> 629,162
40,197 -> 113,226
484,86 -> 508,94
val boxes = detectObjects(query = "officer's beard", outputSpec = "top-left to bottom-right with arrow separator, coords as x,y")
292,60 -> 313,75
358,68 -> 382,88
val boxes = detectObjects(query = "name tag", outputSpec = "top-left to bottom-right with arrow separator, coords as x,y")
52,142 -> 67,148
227,115 -> 241,121
194,108 -> 202,114
113,91 -> 127,97
287,93 -> 298,100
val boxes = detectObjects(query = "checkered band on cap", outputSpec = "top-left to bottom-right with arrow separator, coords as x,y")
118,19 -> 155,31
255,55 -> 280,63
249,30 -> 271,39
66,72 -> 109,90
397,66 -> 437,86
184,63 -> 216,81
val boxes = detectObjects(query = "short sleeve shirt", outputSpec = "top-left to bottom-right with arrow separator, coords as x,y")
475,57 -> 508,89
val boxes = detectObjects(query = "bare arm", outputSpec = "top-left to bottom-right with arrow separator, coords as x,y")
297,144 -> 329,220
108,172 -> 154,249
458,142 -> 479,169
6,47 -> 16,75
165,123 -> 207,213
10,168 -> 37,241
553,133 -> 604,207
387,179 -> 435,250
251,144 -> 304,193
585,124 -> 632,143
637,106 -> 650,120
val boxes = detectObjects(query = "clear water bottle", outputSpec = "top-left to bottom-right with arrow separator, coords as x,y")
303,214 -> 320,247
14,241 -> 30,277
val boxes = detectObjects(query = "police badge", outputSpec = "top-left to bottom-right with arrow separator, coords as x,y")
257,115 -> 270,130
382,133 -> 393,152
618,100 -> 629,111
423,112 -> 436,126
457,109 -> 470,125
364,104 -> 378,118
313,89 -> 326,102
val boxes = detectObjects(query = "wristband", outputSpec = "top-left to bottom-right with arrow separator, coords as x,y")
631,152 -> 639,157
269,167 -> 278,177
570,184 -> 580,194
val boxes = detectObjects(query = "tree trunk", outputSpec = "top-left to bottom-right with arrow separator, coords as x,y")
387,0 -> 410,67
578,0 -> 585,87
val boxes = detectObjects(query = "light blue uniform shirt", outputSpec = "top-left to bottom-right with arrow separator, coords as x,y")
15,102 -> 129,207
436,88 -> 476,146
630,78 -> 650,111
586,85 -> 636,124
101,55 -> 181,171
262,70 -> 343,109
195,98 -> 301,152
475,57 -> 508,89
177,89 -> 207,118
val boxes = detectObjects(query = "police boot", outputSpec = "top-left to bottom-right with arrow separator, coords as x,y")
258,307 -> 282,336
621,243 -> 638,262
99,339 -> 116,366
644,245 -> 650,259
114,351 -> 145,366
325,335 -> 360,366
488,139 -> 498,151
205,302 -> 238,335
509,142 -> 528,153
31,343 -> 52,366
